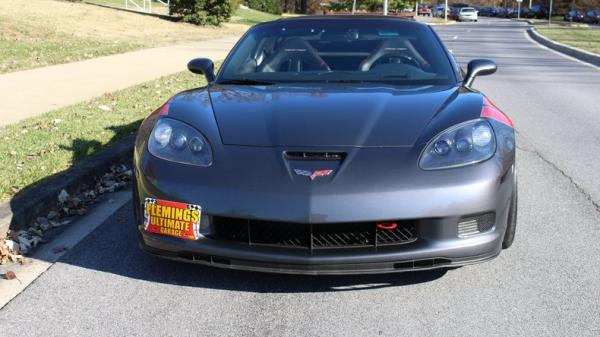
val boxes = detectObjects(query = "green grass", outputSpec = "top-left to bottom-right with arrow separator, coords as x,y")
0,0 -> 249,74
0,71 -> 207,201
230,7 -> 281,25
0,15 -> 142,74
515,16 -> 563,24
535,27 -> 600,54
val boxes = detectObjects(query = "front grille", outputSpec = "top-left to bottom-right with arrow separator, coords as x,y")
284,151 -> 346,161
312,222 -> 374,248
211,217 -> 417,250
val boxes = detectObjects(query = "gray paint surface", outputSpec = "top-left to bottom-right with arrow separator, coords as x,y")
0,18 -> 599,336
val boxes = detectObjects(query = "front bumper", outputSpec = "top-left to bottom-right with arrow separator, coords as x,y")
139,230 -> 503,275
134,144 -> 514,274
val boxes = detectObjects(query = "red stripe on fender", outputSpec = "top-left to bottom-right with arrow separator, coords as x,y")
481,97 -> 513,127
159,103 -> 170,116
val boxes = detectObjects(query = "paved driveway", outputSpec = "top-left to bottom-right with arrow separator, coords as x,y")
1,18 -> 599,337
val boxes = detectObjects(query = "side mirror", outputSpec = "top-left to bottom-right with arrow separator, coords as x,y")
187,58 -> 215,83
463,59 -> 497,88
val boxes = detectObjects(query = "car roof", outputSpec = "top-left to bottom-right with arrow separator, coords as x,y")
254,15 -> 425,28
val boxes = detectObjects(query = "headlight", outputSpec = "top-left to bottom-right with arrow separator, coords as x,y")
419,119 -> 496,170
148,118 -> 213,167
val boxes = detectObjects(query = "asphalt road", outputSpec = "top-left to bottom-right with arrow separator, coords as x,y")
1,18 -> 599,337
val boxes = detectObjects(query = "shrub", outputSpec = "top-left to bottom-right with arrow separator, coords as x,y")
243,0 -> 282,15
170,0 -> 233,25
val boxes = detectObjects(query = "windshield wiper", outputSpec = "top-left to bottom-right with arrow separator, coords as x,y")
218,79 -> 275,85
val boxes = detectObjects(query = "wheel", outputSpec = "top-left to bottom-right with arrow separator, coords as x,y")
502,174 -> 518,249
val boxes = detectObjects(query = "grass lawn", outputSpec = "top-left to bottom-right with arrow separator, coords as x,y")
0,70 -> 206,201
0,0 -> 253,74
230,7 -> 281,25
515,17 -> 564,24
535,27 -> 600,54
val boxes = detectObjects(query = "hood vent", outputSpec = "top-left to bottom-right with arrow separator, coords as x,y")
284,151 -> 346,161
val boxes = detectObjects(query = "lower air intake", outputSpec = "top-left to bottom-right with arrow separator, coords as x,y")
211,217 -> 417,250
458,212 -> 496,238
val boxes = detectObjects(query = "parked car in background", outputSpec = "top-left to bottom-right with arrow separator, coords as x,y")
489,7 -> 501,17
529,5 -> 547,19
583,10 -> 600,24
456,7 -> 478,22
496,7 -> 508,18
478,7 -> 492,16
564,10 -> 585,22
433,5 -> 449,17
418,5 -> 431,16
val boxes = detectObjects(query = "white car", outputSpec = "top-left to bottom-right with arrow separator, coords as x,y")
457,7 -> 478,22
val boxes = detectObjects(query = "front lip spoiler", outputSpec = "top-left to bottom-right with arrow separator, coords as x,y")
140,241 -> 500,276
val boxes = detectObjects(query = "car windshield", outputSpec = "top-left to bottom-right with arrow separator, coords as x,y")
462,8 -> 476,12
218,18 -> 456,86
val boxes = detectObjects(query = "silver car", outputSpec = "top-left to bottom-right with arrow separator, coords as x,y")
458,7 -> 478,22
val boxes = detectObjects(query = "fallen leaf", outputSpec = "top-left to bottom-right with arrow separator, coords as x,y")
4,271 -> 16,280
10,186 -> 20,193
58,189 -> 70,204
47,211 -> 60,220
52,246 -> 68,254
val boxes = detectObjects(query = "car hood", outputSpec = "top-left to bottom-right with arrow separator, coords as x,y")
209,84 -> 459,147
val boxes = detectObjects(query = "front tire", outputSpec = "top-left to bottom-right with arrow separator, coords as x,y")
502,175 -> 518,249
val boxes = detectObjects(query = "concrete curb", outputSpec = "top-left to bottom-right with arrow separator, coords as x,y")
0,135 -> 135,238
427,21 -> 457,26
527,27 -> 600,67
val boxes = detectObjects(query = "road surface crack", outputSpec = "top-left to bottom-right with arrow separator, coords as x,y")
517,144 -> 600,215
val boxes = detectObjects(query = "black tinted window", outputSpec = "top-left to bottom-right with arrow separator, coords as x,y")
219,19 -> 456,85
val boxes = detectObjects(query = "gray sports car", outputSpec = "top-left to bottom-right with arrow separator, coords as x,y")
133,16 -> 517,275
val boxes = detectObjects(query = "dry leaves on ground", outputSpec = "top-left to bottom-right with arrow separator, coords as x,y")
0,164 -> 132,264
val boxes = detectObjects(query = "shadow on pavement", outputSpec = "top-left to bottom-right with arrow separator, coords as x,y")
57,200 -> 448,293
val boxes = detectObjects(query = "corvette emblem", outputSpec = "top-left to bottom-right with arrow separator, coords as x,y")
294,169 -> 334,180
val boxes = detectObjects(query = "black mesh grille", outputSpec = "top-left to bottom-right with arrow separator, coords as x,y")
250,220 -> 309,248
213,217 -> 248,242
312,222 -> 374,248
211,217 -> 416,250
475,212 -> 496,232
376,225 -> 416,245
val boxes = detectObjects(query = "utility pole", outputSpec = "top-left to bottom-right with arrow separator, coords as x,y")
383,0 -> 388,15
415,0 -> 418,17
444,0 -> 448,21
352,0 -> 356,14
548,0 -> 553,24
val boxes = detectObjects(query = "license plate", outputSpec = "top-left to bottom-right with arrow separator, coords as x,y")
143,198 -> 201,240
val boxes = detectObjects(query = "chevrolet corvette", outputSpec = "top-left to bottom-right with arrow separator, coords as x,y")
133,16 -> 517,274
